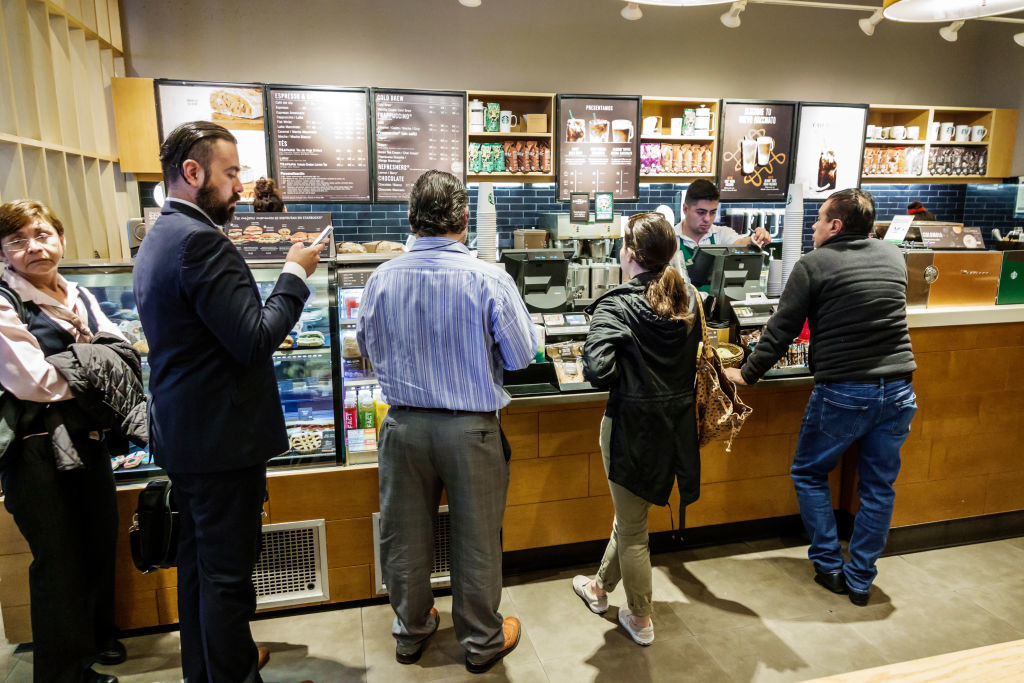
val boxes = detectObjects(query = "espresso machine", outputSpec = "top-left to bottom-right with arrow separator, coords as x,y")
539,212 -> 623,309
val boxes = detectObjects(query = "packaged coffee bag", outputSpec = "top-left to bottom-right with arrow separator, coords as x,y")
541,142 -> 552,173
504,141 -> 517,173
526,141 -> 539,173
491,143 -> 505,172
469,142 -> 481,174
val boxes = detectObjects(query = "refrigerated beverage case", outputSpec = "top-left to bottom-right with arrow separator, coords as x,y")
357,388 -> 375,428
343,390 -> 358,430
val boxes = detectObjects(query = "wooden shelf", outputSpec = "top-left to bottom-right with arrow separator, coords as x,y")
641,135 -> 715,143
865,139 -> 927,146
929,141 -> 989,146
0,132 -> 118,163
641,173 -> 715,181
467,173 -> 555,183
469,132 -> 552,139
862,174 -> 926,179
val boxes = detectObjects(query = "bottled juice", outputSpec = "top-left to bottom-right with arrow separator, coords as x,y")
343,390 -> 358,431
373,387 -> 389,437
357,388 -> 375,429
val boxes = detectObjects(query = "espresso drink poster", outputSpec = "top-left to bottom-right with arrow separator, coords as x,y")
793,103 -> 868,200
373,89 -> 465,201
558,95 -> 640,201
268,86 -> 371,202
225,213 -> 333,261
718,101 -> 795,201
156,81 -> 269,203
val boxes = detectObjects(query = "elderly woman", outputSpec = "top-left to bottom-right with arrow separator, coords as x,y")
0,200 -> 129,683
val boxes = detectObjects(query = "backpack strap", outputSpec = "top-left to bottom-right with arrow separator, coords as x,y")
0,280 -> 26,324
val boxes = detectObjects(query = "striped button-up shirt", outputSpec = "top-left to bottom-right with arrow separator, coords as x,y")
356,237 -> 536,412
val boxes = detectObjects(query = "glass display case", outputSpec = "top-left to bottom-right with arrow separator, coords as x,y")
61,260 -> 343,482
336,253 -> 403,465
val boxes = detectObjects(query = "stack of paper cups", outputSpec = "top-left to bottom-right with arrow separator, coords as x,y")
781,183 -> 803,292
475,182 -> 497,263
767,259 -> 783,297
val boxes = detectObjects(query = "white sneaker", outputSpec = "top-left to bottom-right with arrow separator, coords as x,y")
572,575 -> 608,614
618,606 -> 654,646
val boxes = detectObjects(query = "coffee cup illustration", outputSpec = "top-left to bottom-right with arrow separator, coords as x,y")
757,136 -> 775,166
566,118 -> 586,143
612,119 -> 634,142
589,119 -> 610,143
742,139 -> 757,174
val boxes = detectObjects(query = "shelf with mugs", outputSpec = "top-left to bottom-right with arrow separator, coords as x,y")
466,91 -> 556,184
640,96 -> 719,139
640,134 -> 717,143
863,139 -> 927,146
469,132 -> 553,139
928,140 -> 989,147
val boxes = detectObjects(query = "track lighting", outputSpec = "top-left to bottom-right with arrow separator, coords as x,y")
621,2 -> 644,20
720,0 -> 747,28
858,9 -> 884,36
939,19 -> 965,41
1015,31 -> 1024,46
882,0 -> 1024,22
458,0 -> 481,7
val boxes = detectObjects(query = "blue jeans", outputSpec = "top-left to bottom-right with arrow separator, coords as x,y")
791,378 -> 917,594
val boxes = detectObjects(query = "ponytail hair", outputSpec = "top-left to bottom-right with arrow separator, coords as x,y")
623,212 -> 694,327
253,177 -> 284,212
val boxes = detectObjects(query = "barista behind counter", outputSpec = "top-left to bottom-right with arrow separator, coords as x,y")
676,179 -> 771,262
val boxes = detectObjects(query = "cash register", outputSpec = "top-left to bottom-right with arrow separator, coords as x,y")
687,245 -> 769,327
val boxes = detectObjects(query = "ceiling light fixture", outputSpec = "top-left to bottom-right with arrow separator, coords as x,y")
882,0 -> 1024,22
621,2 -> 644,20
720,0 -> 747,28
632,0 -> 733,6
939,19 -> 965,41
858,8 -> 884,36
1015,30 -> 1024,45
458,0 -> 481,7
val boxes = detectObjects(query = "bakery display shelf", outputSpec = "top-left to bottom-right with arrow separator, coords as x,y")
274,347 -> 332,357
864,140 -> 927,145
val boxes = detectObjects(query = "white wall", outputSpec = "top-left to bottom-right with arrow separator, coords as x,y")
122,0 -> 1024,171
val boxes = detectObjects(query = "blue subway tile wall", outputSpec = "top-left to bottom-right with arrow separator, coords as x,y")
239,182 -> 1020,250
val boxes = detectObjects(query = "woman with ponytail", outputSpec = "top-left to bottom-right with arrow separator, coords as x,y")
572,212 -> 702,646
253,177 -> 285,213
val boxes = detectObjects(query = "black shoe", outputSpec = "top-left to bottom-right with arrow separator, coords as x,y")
848,589 -> 870,606
813,569 -> 848,595
396,607 -> 439,665
82,667 -> 118,683
95,639 -> 126,666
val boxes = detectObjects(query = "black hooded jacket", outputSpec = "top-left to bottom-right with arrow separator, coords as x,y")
584,271 -> 702,506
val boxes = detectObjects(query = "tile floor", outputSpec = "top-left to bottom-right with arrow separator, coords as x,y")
3,536 -> 1024,682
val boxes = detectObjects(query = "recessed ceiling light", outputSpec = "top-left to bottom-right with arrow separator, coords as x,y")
883,0 -> 1024,22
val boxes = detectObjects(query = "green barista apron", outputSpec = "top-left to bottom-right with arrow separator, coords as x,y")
680,234 -> 715,293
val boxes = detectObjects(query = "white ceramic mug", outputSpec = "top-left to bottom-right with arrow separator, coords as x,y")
612,119 -> 634,142
939,122 -> 955,142
670,117 -> 683,136
499,110 -> 518,133
642,116 -> 662,136
865,125 -> 876,139
906,125 -> 921,140
880,127 -> 891,140
971,125 -> 988,142
928,122 -> 940,141
955,124 -> 970,142
742,138 -> 757,174
695,107 -> 714,134
757,136 -> 775,165
892,126 -> 907,140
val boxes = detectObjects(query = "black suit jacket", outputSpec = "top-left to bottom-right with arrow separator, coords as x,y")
132,202 -> 309,473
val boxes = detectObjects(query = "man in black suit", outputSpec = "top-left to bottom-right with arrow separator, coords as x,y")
133,121 -> 321,682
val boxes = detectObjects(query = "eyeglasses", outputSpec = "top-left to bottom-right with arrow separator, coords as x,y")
3,231 -> 59,252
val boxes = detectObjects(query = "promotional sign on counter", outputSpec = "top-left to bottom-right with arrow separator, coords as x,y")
267,85 -> 371,202
372,89 -> 466,201
557,94 -> 640,201
570,192 -> 590,223
718,100 -> 796,202
156,80 -> 270,203
225,212 -> 333,261
792,103 -> 868,200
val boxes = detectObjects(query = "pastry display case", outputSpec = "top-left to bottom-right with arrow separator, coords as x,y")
61,260 -> 344,482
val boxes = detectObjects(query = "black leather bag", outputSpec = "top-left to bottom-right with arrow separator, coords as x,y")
129,479 -> 179,572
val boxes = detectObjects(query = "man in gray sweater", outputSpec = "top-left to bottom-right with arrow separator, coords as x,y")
726,188 -> 917,606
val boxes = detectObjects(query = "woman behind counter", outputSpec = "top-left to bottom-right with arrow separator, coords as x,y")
0,200 -> 127,683
572,212 -> 702,646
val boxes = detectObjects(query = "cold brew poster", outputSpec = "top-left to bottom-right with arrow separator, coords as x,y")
793,103 -> 868,200
718,100 -> 795,202
156,81 -> 269,203
268,86 -> 371,202
373,89 -> 465,201
558,95 -> 640,201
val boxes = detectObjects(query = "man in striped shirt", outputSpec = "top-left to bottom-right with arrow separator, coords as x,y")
357,170 -> 535,674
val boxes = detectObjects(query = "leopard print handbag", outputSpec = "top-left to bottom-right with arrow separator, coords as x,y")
692,285 -> 753,452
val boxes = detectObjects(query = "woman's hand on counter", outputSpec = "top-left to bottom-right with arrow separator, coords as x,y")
724,367 -> 747,386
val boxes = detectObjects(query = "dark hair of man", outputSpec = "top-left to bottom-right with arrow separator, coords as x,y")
253,177 -> 285,212
907,201 -> 936,221
408,170 -> 468,237
624,212 -> 694,326
159,121 -> 237,187
824,188 -> 876,236
0,200 -> 65,241
684,178 -> 720,205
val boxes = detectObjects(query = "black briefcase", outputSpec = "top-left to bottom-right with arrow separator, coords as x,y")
129,479 -> 179,572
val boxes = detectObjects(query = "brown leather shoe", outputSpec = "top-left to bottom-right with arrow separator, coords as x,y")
257,646 -> 270,670
465,617 -> 520,674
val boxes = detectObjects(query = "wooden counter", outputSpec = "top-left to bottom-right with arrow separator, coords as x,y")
2,314 -> 1023,642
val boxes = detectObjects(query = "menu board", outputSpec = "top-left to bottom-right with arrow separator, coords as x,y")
156,80 -> 269,203
557,95 -> 640,201
717,100 -> 796,202
267,86 -> 371,202
372,89 -> 465,201
224,213 -> 333,261
793,103 -> 868,200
